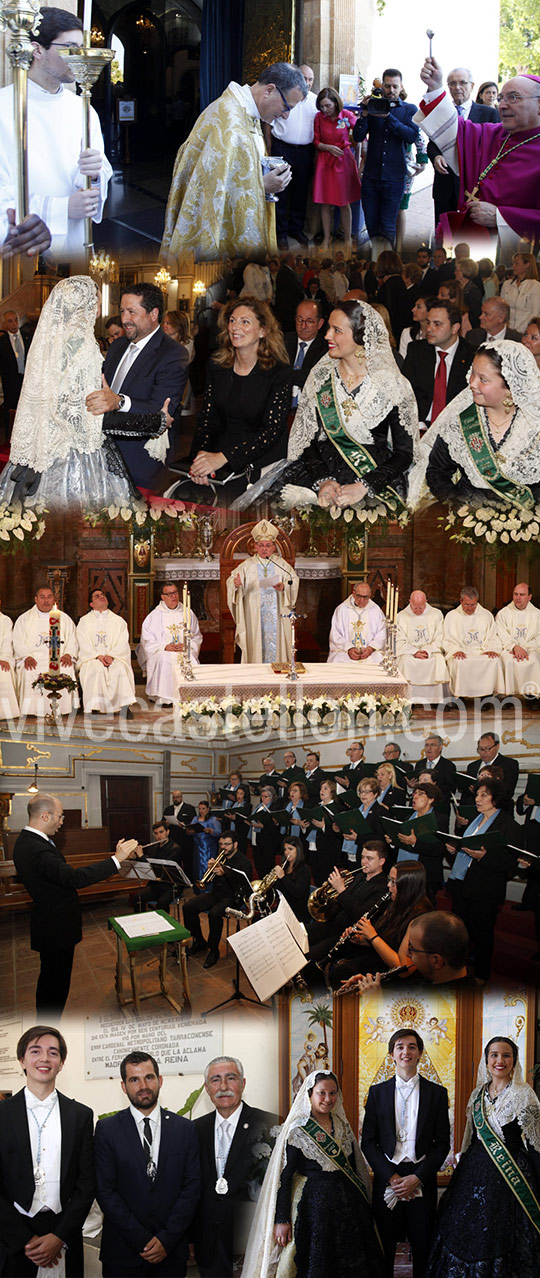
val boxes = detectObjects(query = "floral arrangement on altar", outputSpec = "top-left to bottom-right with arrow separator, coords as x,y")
441,503 -> 540,557
0,501 -> 46,550
291,500 -> 410,531
32,672 -> 78,695
84,496 -> 196,533
175,692 -> 411,736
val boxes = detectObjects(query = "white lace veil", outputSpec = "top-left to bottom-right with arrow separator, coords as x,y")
288,301 -> 419,463
461,1038 -> 540,1155
9,276 -> 104,473
408,339 -> 540,508
242,1070 -> 371,1278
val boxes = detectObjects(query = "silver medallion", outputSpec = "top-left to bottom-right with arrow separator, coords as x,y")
33,1164 -> 46,1186
215,1176 -> 229,1195
146,1159 -> 157,1181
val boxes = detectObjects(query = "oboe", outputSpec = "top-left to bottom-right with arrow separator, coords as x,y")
325,890 -> 391,962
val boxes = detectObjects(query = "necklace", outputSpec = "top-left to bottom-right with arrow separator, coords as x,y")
486,1081 -> 511,1105
466,130 -> 540,200
397,1075 -> 418,1140
28,1093 -> 58,1187
482,405 -> 517,463
257,556 -> 272,577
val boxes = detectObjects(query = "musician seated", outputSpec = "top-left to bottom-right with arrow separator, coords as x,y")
273,837 -> 312,925
136,820 -> 184,913
305,841 -> 389,980
183,833 -> 252,969
329,860 -> 434,990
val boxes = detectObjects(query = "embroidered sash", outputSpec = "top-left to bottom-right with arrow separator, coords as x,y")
457,402 -> 535,509
303,1118 -> 368,1200
316,374 -> 406,512
473,1089 -> 540,1234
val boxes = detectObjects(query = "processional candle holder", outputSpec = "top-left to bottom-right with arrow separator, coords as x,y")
0,0 -> 41,224
58,34 -> 114,262
180,618 -> 195,681
281,609 -> 307,682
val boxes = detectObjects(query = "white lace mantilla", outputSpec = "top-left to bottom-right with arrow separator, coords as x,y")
10,276 -> 104,473
287,302 -> 419,463
413,340 -> 540,502
461,1053 -> 540,1155
288,1111 -> 355,1171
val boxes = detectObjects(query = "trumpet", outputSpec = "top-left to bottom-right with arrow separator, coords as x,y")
308,867 -> 364,922
325,891 -> 392,962
197,849 -> 227,887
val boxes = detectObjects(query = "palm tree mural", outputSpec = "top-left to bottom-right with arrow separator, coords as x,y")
304,1000 -> 333,1059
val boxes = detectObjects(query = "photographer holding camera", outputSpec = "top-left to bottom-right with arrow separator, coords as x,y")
353,69 -> 419,253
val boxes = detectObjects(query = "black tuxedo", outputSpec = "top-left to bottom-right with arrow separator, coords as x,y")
102,328 -> 188,486
0,1088 -> 95,1277
284,329 -> 327,394
466,325 -> 522,348
402,337 -> 473,424
0,329 -> 31,429
192,1102 -> 276,1276
427,101 -> 499,224
13,827 -> 120,1016
95,1106 -> 200,1277
362,1074 -> 450,1278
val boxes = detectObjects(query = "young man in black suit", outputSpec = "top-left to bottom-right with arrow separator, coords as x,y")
183,833 -> 252,969
0,310 -> 31,434
85,282 -> 188,488
95,1051 -> 200,1277
427,66 -> 499,226
402,299 -> 473,428
0,1025 -> 95,1277
192,1055 -> 277,1278
13,793 -> 140,1017
362,1028 -> 450,1278
284,299 -> 327,408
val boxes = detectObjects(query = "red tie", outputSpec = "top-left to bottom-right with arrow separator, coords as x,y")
431,349 -> 448,423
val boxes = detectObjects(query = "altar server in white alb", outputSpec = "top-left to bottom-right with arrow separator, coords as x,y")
496,581 -> 540,697
0,598 -> 20,719
396,590 -> 449,704
13,586 -> 79,716
138,582 -> 202,704
443,585 -> 504,698
226,520 -> 299,664
77,588 -> 136,714
328,580 -> 385,664
0,7 -> 112,265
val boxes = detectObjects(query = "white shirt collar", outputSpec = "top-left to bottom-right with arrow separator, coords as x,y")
395,1072 -> 419,1090
229,81 -> 260,119
128,327 -> 159,353
436,338 -> 459,357
216,1101 -> 243,1133
25,1086 -> 58,1109
129,1102 -> 160,1126
23,825 -> 52,842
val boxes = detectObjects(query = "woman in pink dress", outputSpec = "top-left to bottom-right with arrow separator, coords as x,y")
312,87 -> 361,255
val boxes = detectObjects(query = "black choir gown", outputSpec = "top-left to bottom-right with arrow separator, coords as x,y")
426,1118 -> 540,1278
275,1139 -> 384,1278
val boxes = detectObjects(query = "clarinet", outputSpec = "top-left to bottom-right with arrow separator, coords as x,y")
325,890 -> 392,962
335,963 -> 410,996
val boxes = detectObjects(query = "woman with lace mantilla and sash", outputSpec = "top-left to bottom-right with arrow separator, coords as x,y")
0,276 -> 171,509
235,299 -> 419,515
426,1036 -> 540,1278
412,340 -> 540,509
243,1070 -> 384,1278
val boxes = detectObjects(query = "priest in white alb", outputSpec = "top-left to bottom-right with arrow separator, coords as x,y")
328,581 -> 385,664
443,586 -> 504,697
0,598 -> 20,719
77,588 -> 136,714
396,590 -> 449,704
496,581 -> 540,697
226,519 -> 299,663
13,586 -> 79,716
138,582 -> 202,704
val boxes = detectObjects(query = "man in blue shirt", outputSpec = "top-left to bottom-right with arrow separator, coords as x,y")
354,68 -> 419,250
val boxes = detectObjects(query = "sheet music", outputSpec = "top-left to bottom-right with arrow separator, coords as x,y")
118,860 -> 157,881
228,896 -> 307,1001
114,911 -> 176,938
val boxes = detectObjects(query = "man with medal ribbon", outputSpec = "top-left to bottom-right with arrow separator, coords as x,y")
95,1051 -> 200,1276
0,1024 -> 95,1277
192,1056 -> 277,1277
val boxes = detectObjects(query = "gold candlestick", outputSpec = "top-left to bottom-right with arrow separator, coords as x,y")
58,33 -> 114,262
0,0 -> 41,222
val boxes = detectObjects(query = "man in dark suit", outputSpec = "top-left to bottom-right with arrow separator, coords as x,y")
412,734 -> 457,821
464,732 -> 519,803
465,296 -> 522,348
382,741 -> 414,783
13,793 -> 139,1017
192,1055 -> 277,1277
402,299 -> 473,428
95,1050 -> 200,1277
184,833 -> 252,968
274,253 -> 305,334
162,788 -> 196,876
280,749 -> 308,789
304,750 -> 326,803
362,1028 -> 450,1278
427,67 -> 498,226
0,1024 -> 95,1277
334,739 -> 369,789
85,282 -> 188,488
284,299 -> 327,407
137,821 -> 185,913
0,310 -> 31,434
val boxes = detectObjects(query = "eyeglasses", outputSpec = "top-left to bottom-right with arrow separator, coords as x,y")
497,92 -> 540,104
275,85 -> 292,116
407,942 -> 434,957
50,41 -> 83,49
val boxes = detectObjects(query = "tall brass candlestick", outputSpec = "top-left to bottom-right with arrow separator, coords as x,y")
58,33 -> 114,262
0,0 -> 41,222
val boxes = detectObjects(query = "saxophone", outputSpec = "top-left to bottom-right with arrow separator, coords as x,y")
225,856 -> 290,921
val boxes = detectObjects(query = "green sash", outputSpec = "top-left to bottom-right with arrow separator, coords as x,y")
457,402 -> 535,510
316,374 -> 406,512
473,1088 -> 540,1234
303,1117 -> 368,1200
